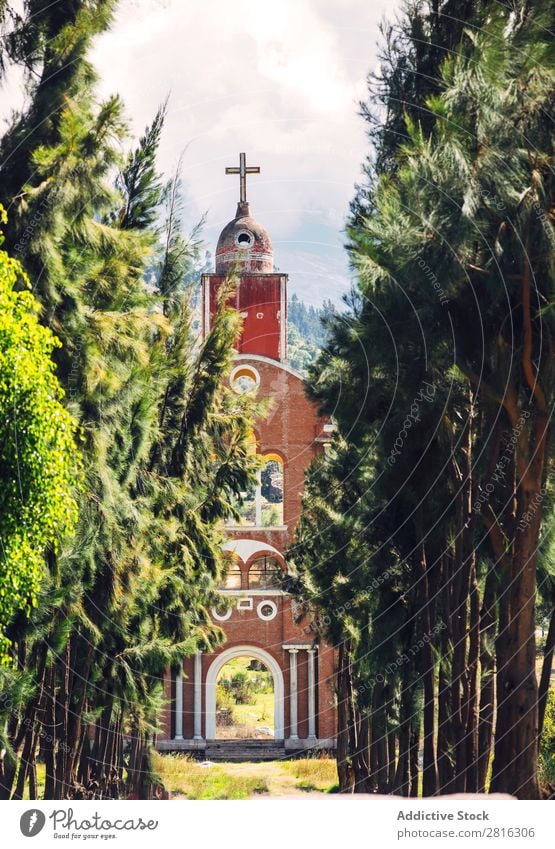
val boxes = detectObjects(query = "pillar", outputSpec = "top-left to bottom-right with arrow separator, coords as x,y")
174,665 -> 184,740
288,648 -> 299,740
307,648 -> 316,740
194,651 -> 203,740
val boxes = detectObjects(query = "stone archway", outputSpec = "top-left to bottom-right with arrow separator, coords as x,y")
205,645 -> 285,740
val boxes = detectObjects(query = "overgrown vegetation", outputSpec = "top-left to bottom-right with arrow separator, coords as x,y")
216,658 -> 274,738
152,753 -> 337,799
292,0 -> 555,800
287,294 -> 332,373
0,206 -> 79,664
0,1 -> 257,799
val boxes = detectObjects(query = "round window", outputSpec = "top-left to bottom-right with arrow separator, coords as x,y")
230,365 -> 260,394
257,600 -> 277,621
212,603 -> 232,622
235,229 -> 254,249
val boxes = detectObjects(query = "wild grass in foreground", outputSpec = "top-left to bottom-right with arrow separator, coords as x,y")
152,753 -> 269,799
281,756 -> 338,792
153,752 -> 338,799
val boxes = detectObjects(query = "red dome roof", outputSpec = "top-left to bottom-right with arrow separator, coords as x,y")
216,201 -> 273,274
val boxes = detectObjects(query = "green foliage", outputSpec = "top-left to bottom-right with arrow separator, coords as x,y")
539,689 -> 555,789
151,753 -> 269,799
295,0 -> 555,798
0,1 -> 259,799
287,294 -> 332,373
0,206 -> 79,661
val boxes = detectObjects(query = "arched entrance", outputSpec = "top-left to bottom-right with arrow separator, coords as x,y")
205,646 -> 285,740
215,656 -> 274,739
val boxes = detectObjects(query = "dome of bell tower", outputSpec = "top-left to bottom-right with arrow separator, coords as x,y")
215,201 -> 273,274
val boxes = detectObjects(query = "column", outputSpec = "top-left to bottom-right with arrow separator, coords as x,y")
174,665 -> 184,740
288,649 -> 299,740
307,648 -> 316,740
194,651 -> 203,740
255,468 -> 262,526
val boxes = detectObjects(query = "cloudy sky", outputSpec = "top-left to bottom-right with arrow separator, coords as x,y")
2,0 -> 400,305
90,0 -> 402,305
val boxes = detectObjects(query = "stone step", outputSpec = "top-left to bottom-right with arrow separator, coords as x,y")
207,739 -> 283,747
205,744 -> 287,762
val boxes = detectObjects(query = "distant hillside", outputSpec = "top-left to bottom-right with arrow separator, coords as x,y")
287,294 -> 332,374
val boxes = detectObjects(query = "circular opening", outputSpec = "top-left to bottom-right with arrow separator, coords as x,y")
257,599 -> 278,621
230,365 -> 260,394
212,603 -> 232,622
235,230 -> 254,248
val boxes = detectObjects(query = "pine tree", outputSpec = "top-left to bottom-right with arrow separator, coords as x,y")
295,0 -> 555,799
0,2 -> 258,800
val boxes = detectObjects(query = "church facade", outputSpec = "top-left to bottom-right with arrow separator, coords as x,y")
157,155 -> 336,757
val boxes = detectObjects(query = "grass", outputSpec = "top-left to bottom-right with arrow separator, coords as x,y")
22,762 -> 46,800
225,692 -> 274,738
26,753 -> 338,800
152,752 -> 269,799
217,657 -> 275,739
153,752 -> 338,799
282,755 -> 338,790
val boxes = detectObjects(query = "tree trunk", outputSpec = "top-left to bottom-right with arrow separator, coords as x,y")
477,566 -> 498,792
490,405 -> 546,799
393,682 -> 412,796
43,664 -> 58,800
419,546 -> 439,796
408,712 -> 420,797
464,556 -> 480,792
372,682 -> 389,793
437,554 -> 454,792
336,641 -> 354,792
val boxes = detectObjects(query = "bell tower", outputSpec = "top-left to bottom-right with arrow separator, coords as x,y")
202,153 -> 287,361
157,153 -> 337,759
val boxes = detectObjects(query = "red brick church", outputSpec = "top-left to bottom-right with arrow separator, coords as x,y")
157,154 -> 336,757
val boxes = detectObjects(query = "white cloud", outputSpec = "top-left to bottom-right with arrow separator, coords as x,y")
62,0 -> 404,301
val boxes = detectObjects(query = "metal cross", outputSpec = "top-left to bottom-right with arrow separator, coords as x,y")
225,152 -> 260,204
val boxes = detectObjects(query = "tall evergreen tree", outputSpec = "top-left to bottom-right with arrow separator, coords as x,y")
0,1 -> 258,800
294,0 -> 555,799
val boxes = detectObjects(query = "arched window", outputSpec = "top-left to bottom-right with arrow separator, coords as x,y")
260,455 -> 283,527
230,453 -> 284,528
220,563 -> 242,590
230,365 -> 260,394
248,556 -> 282,589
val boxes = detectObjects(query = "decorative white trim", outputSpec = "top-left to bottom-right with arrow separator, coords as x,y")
280,275 -> 287,361
211,605 -> 232,621
216,248 -> 273,271
220,589 -> 285,597
307,649 -> 316,740
205,645 -> 285,740
288,648 -> 299,740
194,653 -> 203,741
233,352 -> 304,380
174,665 -> 184,740
237,597 -> 253,611
257,599 -> 278,621
229,363 -> 260,392
255,468 -> 262,526
221,538 -> 285,562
